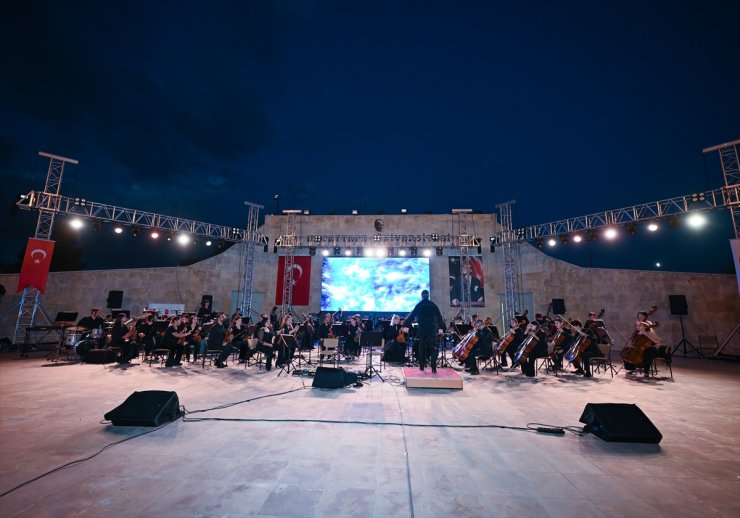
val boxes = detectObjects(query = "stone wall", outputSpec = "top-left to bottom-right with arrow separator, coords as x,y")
2,212 -> 738,354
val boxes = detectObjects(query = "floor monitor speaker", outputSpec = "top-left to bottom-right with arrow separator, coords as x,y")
579,403 -> 662,444
104,391 -> 181,427
312,367 -> 357,388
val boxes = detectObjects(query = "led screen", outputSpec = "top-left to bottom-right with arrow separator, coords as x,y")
321,257 -> 430,312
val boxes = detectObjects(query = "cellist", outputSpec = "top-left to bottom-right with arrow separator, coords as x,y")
464,319 -> 493,375
569,320 -> 600,377
632,321 -> 667,377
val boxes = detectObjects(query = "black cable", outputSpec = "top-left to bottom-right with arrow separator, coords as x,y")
0,416 -> 180,499
183,386 -> 305,415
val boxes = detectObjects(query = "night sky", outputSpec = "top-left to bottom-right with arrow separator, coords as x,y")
1,1 -> 739,273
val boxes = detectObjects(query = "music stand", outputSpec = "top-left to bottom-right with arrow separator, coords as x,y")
277,335 -> 300,377
54,311 -> 78,324
436,333 -> 454,368
362,332 -> 384,382
672,315 -> 703,358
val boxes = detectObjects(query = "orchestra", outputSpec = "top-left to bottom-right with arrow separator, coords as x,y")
45,297 -> 671,384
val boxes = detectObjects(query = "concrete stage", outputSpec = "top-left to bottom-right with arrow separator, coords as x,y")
0,351 -> 738,517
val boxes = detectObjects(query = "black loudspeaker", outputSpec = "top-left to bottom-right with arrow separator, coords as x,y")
201,294 -> 213,307
669,295 -> 688,316
579,403 -> 662,444
86,348 -> 116,364
312,367 -> 358,388
107,290 -> 124,309
104,391 -> 181,427
551,298 -> 566,315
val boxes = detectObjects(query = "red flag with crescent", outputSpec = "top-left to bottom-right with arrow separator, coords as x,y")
275,256 -> 311,306
17,238 -> 56,294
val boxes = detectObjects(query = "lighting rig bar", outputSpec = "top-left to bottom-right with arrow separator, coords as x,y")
495,185 -> 740,244
16,190 -> 263,243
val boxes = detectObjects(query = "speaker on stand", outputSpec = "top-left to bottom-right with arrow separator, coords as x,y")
551,298 -> 566,316
669,295 -> 701,358
107,290 -> 124,309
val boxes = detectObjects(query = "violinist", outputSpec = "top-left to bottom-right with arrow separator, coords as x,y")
464,319 -> 494,375
275,314 -> 298,367
299,314 -> 315,350
344,314 -> 363,359
382,315 -> 406,363
317,313 -> 333,340
161,316 -> 186,367
569,320 -> 600,377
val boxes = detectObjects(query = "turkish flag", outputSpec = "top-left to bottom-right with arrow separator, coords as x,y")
17,238 -> 55,294
275,256 -> 311,306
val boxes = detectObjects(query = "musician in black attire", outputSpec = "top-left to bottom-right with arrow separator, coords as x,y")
205,313 -> 233,368
464,319 -> 494,375
498,315 -> 528,367
161,316 -> 186,367
517,322 -> 548,377
344,314 -> 363,358
569,320 -> 600,377
404,290 -> 446,373
549,318 -> 575,371
256,320 -> 277,370
137,314 -> 157,355
317,313 -> 333,339
77,308 -> 107,347
382,315 -> 406,363
197,299 -> 213,320
111,313 -> 137,364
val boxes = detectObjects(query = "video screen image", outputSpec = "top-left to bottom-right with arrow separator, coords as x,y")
321,257 -> 430,312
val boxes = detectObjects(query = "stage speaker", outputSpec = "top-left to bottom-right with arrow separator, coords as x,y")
551,298 -> 566,315
579,403 -> 662,444
107,290 -> 124,309
669,295 -> 688,316
312,367 -> 358,389
86,348 -> 116,364
104,391 -> 182,427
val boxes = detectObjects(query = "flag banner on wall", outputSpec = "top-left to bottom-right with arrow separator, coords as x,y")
731,239 -> 740,296
17,238 -> 55,294
448,256 -> 485,307
275,256 -> 312,306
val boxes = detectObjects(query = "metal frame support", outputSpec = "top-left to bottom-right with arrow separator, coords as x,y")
276,210 -> 302,315
495,200 -> 520,324
239,201 -> 264,317
452,209 -> 474,323
703,139 -> 740,239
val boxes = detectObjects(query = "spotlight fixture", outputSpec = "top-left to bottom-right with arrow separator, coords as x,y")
536,238 -> 544,249
588,230 -> 598,241
114,226 -> 124,234
477,244 -> 482,254
401,208 -> 408,214
560,235 -> 568,245
92,219 -> 102,231
647,221 -> 659,232
686,212 -> 707,229
263,236 -> 269,253
205,240 -> 212,246
669,216 -> 680,229
436,247 -> 443,256
309,247 -> 316,256
423,248 -> 432,257
150,230 -> 160,239
625,223 -> 637,236
333,247 -> 341,256
132,227 -> 141,237
69,217 -> 84,230
166,232 -> 173,241
357,247 -> 365,256
303,209 -> 310,215
351,209 -> 358,215
217,240 -> 224,249
410,246 -> 417,256
73,197 -> 87,207
322,249 -> 330,256
373,234 -> 382,242
387,247 -> 394,257
655,262 -> 662,268
398,249 -> 407,257
547,238 -> 557,247
431,233 -> 440,241
343,249 -> 352,256
604,228 -> 618,240
572,234 -> 583,243
177,234 -> 190,245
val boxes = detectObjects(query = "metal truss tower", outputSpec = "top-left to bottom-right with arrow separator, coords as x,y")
495,200 -> 520,324
703,139 -> 740,239
13,152 -> 78,345
239,201 -> 264,317
452,209 -> 475,323
276,210 -> 302,315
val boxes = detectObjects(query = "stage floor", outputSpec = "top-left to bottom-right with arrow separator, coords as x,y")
0,351 -> 738,517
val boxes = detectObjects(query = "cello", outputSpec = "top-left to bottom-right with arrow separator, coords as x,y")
495,309 -> 528,356
452,330 -> 478,361
620,305 -> 658,365
513,322 -> 542,366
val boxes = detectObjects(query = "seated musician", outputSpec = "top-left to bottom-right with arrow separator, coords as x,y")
275,314 -> 298,367
483,316 -> 500,341
137,314 -> 157,356
518,321 -> 548,377
382,315 -> 407,363
317,313 -> 333,340
344,314 -> 363,358
229,316 -> 252,363
570,320 -> 600,377
632,321 -> 668,377
206,313 -> 233,368
180,314 -> 199,362
197,299 -> 213,320
549,317 -> 575,371
499,315 -> 527,367
110,313 -> 137,364
77,308 -> 106,347
464,319 -> 494,375
255,320 -> 277,370
161,316 -> 186,367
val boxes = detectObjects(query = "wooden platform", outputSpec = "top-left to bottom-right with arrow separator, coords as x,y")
403,367 -> 463,389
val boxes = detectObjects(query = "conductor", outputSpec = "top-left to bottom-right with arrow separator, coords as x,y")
403,290 -> 446,373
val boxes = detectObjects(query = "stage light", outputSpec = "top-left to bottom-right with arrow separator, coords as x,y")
303,209 -> 310,215
375,247 -> 387,257
217,241 -> 224,249
73,197 -> 87,207
333,247 -> 341,256
436,247 -> 443,256
150,230 -> 160,239
263,237 -> 269,252
92,220 -> 102,231
669,216 -> 680,229
626,223 -> 637,236
536,238 -> 544,249
351,209 -> 358,215
373,234 -> 382,242
604,228 -> 618,240
547,238 -> 557,247
655,262 -> 662,268
401,208 -> 407,214
686,212 -> 707,229
410,247 -> 417,256
309,247 -> 316,256
588,230 -> 598,241
560,235 -> 568,244
69,217 -> 84,230
573,234 -> 583,243
206,240 -> 212,247
647,222 -> 659,232
358,247 -> 365,256
177,234 -> 190,245
431,233 -> 439,241
166,232 -> 173,241
489,237 -> 495,253
322,249 -> 330,256
387,247 -> 394,257
114,226 -> 124,234
344,249 -> 352,256
398,249 -> 407,257
423,248 -> 432,257
132,227 -> 141,237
